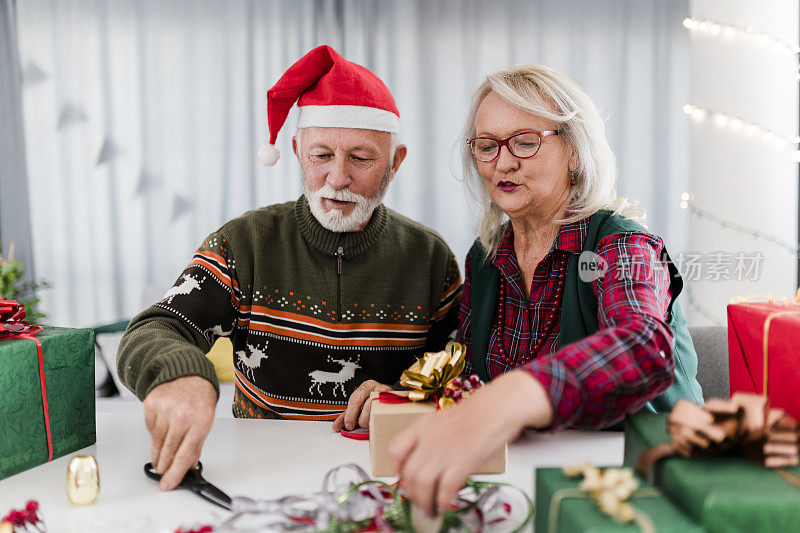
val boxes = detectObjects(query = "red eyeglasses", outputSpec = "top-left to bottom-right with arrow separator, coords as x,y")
467,130 -> 559,162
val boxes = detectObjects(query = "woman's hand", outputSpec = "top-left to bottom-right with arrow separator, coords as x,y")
388,370 -> 554,515
332,380 -> 393,432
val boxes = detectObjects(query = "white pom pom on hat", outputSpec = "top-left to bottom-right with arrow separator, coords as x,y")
257,44 -> 400,167
257,143 -> 280,166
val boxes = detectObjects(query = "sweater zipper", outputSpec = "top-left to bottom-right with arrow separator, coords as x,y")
335,244 -> 344,322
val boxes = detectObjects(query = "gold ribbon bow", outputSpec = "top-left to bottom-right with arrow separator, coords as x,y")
551,463 -> 658,533
399,341 -> 466,403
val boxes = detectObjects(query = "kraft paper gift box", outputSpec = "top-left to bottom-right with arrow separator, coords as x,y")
0,326 -> 96,480
535,467 -> 702,533
624,411 -> 800,532
368,391 -> 506,477
727,300 -> 800,420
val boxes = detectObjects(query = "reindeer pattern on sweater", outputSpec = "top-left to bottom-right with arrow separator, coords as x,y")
128,199 -> 462,420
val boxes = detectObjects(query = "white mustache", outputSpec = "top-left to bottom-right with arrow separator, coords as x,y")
316,185 -> 367,204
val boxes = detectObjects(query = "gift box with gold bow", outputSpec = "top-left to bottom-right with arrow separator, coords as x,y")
368,341 -> 506,476
0,299 -> 96,480
624,396 -> 800,532
535,465 -> 702,533
727,294 -> 800,419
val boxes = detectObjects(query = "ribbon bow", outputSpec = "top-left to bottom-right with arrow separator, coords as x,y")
553,463 -> 658,533
0,299 -> 51,462
0,299 -> 42,338
637,393 -> 800,484
398,341 -> 466,402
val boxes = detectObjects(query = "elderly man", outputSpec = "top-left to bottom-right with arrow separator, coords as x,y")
118,45 -> 461,490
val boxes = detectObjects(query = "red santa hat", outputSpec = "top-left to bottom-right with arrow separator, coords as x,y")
257,45 -> 400,166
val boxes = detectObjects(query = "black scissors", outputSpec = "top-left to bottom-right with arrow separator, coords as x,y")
144,461 -> 232,510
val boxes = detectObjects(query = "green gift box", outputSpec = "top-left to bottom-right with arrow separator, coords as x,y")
0,326 -> 96,480
535,467 -> 702,532
624,411 -> 800,532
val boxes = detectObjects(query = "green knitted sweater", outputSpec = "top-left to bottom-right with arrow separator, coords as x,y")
117,196 -> 461,419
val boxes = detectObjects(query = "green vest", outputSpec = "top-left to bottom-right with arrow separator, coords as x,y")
467,210 -> 704,420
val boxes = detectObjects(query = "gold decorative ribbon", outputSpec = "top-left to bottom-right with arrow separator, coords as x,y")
729,292 -> 800,419
399,341 -> 466,404
761,309 -> 800,400
551,463 -> 657,533
730,288 -> 800,305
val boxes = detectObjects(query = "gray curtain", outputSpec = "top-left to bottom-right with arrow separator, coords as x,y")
13,0 -> 690,327
0,0 -> 35,282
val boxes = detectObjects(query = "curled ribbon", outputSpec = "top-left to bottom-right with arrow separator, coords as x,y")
636,394 -> 800,487
207,463 -> 532,532
552,463 -> 658,533
0,299 -> 51,462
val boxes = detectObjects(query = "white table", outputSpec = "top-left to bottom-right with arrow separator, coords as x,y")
0,411 -> 623,532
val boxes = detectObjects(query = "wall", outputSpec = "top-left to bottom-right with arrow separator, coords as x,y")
686,0 -> 799,325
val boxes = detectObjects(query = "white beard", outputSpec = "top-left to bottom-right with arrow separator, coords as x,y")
303,169 -> 391,233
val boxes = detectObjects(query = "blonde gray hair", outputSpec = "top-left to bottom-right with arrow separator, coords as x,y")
460,64 -> 646,256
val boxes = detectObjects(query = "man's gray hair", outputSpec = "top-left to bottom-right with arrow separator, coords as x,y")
460,64 -> 646,256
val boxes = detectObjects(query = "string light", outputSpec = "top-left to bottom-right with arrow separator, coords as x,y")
679,194 -> 799,254
682,17 -> 800,59
682,104 -> 799,152
686,289 -> 726,327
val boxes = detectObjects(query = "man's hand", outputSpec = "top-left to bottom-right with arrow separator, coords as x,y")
143,376 -> 217,490
389,370 -> 553,515
332,380 -> 393,432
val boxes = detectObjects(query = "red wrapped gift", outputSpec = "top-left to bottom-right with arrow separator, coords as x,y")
727,298 -> 800,419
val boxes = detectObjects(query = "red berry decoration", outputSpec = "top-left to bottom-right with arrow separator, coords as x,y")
443,388 -> 453,398
461,381 -> 473,392
175,526 -> 214,533
469,374 -> 482,386
451,377 -> 463,388
2,501 -> 44,530
452,389 -> 463,401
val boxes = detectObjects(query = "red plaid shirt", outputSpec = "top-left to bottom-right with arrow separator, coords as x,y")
458,217 -> 675,430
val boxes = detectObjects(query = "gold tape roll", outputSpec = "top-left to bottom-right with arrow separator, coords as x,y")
66,455 -> 100,506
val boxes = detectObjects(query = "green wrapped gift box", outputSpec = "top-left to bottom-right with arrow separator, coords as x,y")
535,467 -> 702,532
0,326 -> 96,480
624,411 -> 800,532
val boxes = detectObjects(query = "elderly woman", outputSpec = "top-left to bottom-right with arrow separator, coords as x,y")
388,65 -> 703,514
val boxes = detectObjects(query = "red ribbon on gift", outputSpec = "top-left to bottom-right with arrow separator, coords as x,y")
377,391 -> 411,404
0,299 -> 52,462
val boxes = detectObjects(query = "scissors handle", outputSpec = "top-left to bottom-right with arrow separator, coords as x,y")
143,461 -> 203,480
143,462 -> 163,481
143,461 -> 232,511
